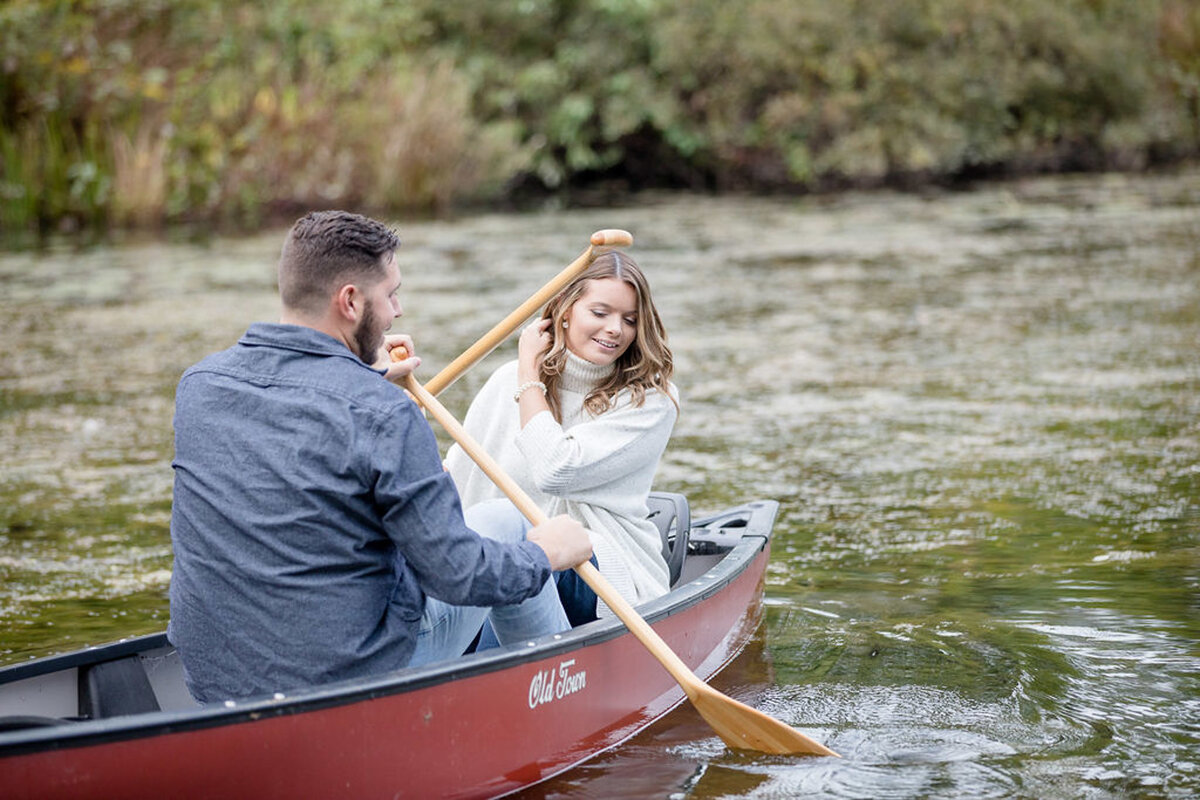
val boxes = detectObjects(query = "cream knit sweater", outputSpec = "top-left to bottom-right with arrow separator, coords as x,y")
445,352 -> 679,617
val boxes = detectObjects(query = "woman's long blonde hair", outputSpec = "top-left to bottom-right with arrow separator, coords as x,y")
538,251 -> 675,421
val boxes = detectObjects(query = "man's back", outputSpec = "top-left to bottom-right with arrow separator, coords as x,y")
167,211 -> 587,703
170,322 -> 552,702
169,323 -> 428,701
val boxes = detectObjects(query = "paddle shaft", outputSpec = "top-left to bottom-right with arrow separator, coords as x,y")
423,229 -> 633,397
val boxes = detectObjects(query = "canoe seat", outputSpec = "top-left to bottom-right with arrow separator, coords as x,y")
647,492 -> 690,587
79,656 -> 161,719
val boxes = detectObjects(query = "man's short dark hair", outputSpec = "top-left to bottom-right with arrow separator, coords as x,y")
277,210 -> 400,313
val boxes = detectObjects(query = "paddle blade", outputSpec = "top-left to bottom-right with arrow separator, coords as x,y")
690,682 -> 839,757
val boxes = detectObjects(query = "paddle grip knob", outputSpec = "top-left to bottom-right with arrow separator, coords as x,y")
590,229 -> 633,247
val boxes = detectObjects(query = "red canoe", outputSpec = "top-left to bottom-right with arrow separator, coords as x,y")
0,496 -> 779,799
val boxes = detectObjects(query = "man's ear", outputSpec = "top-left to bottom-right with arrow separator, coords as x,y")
333,283 -> 360,322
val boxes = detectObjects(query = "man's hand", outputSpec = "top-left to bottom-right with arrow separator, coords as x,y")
526,514 -> 593,572
377,334 -> 421,383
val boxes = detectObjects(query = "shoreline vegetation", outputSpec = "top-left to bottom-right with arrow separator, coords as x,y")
2,0 -> 1198,236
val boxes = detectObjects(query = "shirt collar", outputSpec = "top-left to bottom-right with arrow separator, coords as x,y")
240,322 -> 387,375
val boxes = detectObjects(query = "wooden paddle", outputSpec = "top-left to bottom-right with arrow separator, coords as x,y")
422,229 -> 633,397
404,374 -> 839,757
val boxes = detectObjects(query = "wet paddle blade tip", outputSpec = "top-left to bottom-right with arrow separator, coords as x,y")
691,684 -> 840,757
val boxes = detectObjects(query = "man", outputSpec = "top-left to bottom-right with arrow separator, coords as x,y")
168,210 -> 592,703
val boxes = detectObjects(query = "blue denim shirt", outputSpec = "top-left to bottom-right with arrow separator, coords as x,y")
168,323 -> 550,702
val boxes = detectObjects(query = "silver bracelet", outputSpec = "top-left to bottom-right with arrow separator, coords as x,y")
513,380 -> 547,403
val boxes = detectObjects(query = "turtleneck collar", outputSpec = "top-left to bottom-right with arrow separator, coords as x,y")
561,350 -> 615,394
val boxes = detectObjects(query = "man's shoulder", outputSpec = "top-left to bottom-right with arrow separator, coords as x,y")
178,344 -> 242,383
177,338 -> 412,416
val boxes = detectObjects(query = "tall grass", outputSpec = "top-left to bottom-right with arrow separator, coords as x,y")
0,120 -> 110,231
1160,0 -> 1200,149
367,63 -> 475,212
111,122 -> 168,227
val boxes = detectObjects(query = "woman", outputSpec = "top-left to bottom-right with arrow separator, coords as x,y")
446,251 -> 679,626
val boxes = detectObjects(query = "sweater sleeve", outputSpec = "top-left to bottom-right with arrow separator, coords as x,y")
444,361 -> 523,507
514,388 -> 678,500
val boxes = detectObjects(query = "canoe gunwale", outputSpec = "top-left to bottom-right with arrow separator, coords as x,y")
0,500 -> 777,760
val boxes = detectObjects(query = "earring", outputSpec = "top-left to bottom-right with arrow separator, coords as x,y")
562,321 -> 569,328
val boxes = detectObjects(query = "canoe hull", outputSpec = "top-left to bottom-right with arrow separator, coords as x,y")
0,501 -> 776,799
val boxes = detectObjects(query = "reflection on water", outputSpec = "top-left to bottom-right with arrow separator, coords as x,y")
2,170 -> 1198,797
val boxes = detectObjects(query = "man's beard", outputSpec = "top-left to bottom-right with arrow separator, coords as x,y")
353,299 -> 383,364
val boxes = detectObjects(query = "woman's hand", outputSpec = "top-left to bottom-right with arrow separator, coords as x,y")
518,318 -> 553,383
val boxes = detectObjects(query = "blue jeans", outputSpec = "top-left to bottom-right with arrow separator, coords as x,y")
555,558 -> 599,627
407,499 -> 570,667
473,554 -> 599,652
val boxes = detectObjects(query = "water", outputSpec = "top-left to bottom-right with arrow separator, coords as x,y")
2,170 -> 1198,798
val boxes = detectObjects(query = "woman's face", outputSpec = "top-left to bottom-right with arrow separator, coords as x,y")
563,277 -> 638,366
